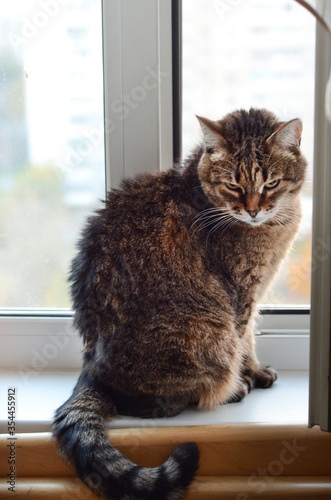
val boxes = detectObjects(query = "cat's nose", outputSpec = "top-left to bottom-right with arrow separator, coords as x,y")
246,209 -> 260,218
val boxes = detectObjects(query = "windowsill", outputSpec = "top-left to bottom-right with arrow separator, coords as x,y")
0,370 -> 308,433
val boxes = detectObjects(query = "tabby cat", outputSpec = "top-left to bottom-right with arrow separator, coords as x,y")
53,109 -> 306,500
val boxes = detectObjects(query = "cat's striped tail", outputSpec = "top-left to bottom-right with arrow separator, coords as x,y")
53,380 -> 199,500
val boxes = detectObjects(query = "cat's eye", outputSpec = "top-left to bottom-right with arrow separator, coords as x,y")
265,180 -> 280,189
225,182 -> 240,191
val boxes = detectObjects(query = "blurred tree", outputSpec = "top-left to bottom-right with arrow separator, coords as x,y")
0,165 -> 76,308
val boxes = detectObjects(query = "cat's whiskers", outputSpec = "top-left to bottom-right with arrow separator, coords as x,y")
217,217 -> 238,238
206,213 -> 238,241
191,215 -> 221,232
207,221 -> 236,244
204,213 -> 233,227
193,213 -> 229,226
192,211 -> 233,234
193,207 -> 229,217
272,207 -> 302,226
276,203 -> 302,218
193,209 -> 230,221
192,207 -> 230,228
272,215 -> 287,227
278,209 -> 301,219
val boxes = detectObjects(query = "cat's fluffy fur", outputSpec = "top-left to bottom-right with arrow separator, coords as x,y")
53,109 -> 307,499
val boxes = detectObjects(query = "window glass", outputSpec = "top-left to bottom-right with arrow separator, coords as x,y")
182,0 -> 315,305
0,1 -> 105,309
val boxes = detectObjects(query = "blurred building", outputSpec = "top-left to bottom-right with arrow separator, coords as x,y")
16,0 -> 105,206
182,0 -> 315,166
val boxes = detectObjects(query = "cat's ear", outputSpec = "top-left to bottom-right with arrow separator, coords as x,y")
196,116 -> 229,152
266,118 -> 303,152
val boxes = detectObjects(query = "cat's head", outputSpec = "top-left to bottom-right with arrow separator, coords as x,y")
197,109 -> 307,227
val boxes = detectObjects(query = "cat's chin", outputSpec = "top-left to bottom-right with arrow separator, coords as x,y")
232,213 -> 272,227
246,219 -> 264,227
244,220 -> 265,227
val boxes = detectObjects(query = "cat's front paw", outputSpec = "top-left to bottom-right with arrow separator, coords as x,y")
227,377 -> 251,403
253,366 -> 277,389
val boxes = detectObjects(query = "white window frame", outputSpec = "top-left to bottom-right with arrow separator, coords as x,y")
309,0 -> 331,431
0,0 -> 315,373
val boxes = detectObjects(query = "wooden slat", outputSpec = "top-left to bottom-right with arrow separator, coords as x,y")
1,425 -> 331,478
1,476 -> 331,500
0,477 -> 97,499
187,477 -> 331,499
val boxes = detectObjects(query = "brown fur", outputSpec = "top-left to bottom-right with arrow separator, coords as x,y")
53,109 -> 306,500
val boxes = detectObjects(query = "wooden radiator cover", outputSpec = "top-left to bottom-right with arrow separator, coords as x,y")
0,424 -> 331,499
